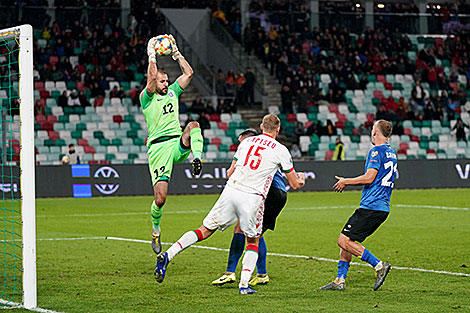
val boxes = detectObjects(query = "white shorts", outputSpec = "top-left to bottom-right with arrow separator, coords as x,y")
203,185 -> 265,238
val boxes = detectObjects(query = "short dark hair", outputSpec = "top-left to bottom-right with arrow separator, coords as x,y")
68,144 -> 74,148
238,129 -> 258,139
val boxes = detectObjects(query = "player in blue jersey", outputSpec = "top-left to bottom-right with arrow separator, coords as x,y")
320,120 -> 397,291
212,129 -> 288,287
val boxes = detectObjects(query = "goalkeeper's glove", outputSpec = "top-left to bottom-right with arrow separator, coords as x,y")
168,34 -> 183,61
147,36 -> 159,63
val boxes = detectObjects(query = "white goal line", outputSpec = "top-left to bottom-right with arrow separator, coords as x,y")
37,236 -> 470,277
0,299 -> 63,313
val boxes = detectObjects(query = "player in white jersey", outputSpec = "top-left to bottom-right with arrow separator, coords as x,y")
154,114 -> 306,295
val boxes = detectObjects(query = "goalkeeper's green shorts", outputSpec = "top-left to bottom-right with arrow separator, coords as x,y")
148,136 -> 191,186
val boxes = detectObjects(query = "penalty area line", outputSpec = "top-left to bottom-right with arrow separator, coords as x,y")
0,299 -> 63,313
104,236 -> 470,277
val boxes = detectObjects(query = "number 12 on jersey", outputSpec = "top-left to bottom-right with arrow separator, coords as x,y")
243,145 -> 265,170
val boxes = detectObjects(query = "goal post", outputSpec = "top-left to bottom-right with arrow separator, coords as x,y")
0,24 -> 36,309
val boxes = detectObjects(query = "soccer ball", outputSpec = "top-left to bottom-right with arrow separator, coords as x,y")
155,35 -> 173,56
62,155 -> 70,164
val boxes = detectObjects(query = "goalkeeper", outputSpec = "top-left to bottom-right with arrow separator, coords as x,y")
141,34 -> 204,255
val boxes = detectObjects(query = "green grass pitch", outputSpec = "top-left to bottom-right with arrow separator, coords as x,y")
18,189 -> 470,312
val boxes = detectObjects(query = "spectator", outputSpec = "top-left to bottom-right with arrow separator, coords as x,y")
411,80 -> 425,106
190,96 -> 205,115
332,137 -> 345,161
452,118 -> 469,142
280,85 -> 293,113
58,91 -> 68,107
243,67 -> 256,106
296,87 -> 310,113
63,144 -> 80,165
358,124 -> 370,136
67,90 -> 81,106
290,144 -> 302,159
392,121 -> 404,136
325,119 -> 337,136
78,91 -> 91,107
292,122 -> 306,144
197,113 -> 211,135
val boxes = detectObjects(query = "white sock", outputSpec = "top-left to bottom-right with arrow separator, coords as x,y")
167,231 -> 199,261
239,249 -> 258,288
152,227 -> 160,237
374,261 -> 384,271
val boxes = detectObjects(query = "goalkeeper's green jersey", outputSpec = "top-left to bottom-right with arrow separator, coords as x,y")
140,81 -> 184,147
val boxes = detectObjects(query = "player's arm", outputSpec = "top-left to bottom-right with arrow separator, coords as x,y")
146,36 -> 159,94
227,160 -> 237,178
285,170 -> 305,190
168,34 -> 194,89
333,168 -> 378,192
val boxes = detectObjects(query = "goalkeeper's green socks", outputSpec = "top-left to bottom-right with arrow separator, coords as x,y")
151,201 -> 162,231
190,127 -> 203,159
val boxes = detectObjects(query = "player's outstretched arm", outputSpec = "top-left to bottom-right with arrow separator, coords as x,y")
286,171 -> 305,190
333,168 -> 378,192
146,36 -> 159,94
168,34 -> 194,89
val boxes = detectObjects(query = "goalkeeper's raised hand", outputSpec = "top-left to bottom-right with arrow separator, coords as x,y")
147,36 -> 159,63
168,34 -> 183,61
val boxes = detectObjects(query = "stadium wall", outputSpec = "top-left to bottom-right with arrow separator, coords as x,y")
20,160 -> 470,198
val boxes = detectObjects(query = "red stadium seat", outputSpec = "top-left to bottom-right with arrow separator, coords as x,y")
88,160 -> 99,165
366,113 -> 375,122
384,82 -> 394,90
230,144 -> 238,151
36,115 -> 46,123
77,139 -> 88,146
34,82 -> 44,90
84,146 -> 95,154
113,115 -> 123,123
77,81 -> 86,91
49,56 -> 59,65
41,122 -> 53,131
287,114 -> 297,122
39,90 -> 50,99
304,121 -> 313,128
399,143 -> 409,150
410,135 -> 420,142
325,150 -> 334,160
427,149 -> 436,154
376,75 -> 386,83
328,105 -> 338,113
210,114 -> 220,122
337,113 -> 347,122
211,138 -> 222,146
48,131 -> 60,140
217,122 -> 229,131
404,128 -> 412,135
373,90 -> 383,99
335,121 -> 345,129
47,115 -> 58,123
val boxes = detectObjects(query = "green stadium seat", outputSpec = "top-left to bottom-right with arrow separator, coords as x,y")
58,115 -> 69,123
71,130 -> 82,139
55,139 -> 66,147
100,138 -> 111,146
112,138 -> 122,146
127,130 -> 138,138
128,153 -> 139,160
133,138 -> 145,146
94,131 -> 104,139
105,153 -> 116,161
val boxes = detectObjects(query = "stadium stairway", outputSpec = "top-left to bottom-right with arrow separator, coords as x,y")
157,56 -> 201,104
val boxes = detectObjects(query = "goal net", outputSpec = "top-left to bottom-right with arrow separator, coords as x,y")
0,25 -> 36,309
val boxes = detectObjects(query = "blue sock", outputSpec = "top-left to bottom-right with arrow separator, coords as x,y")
256,237 -> 267,275
226,233 -> 245,273
336,260 -> 350,280
361,248 -> 380,267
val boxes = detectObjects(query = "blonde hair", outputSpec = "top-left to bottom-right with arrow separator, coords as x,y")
375,120 -> 393,138
262,114 -> 280,133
